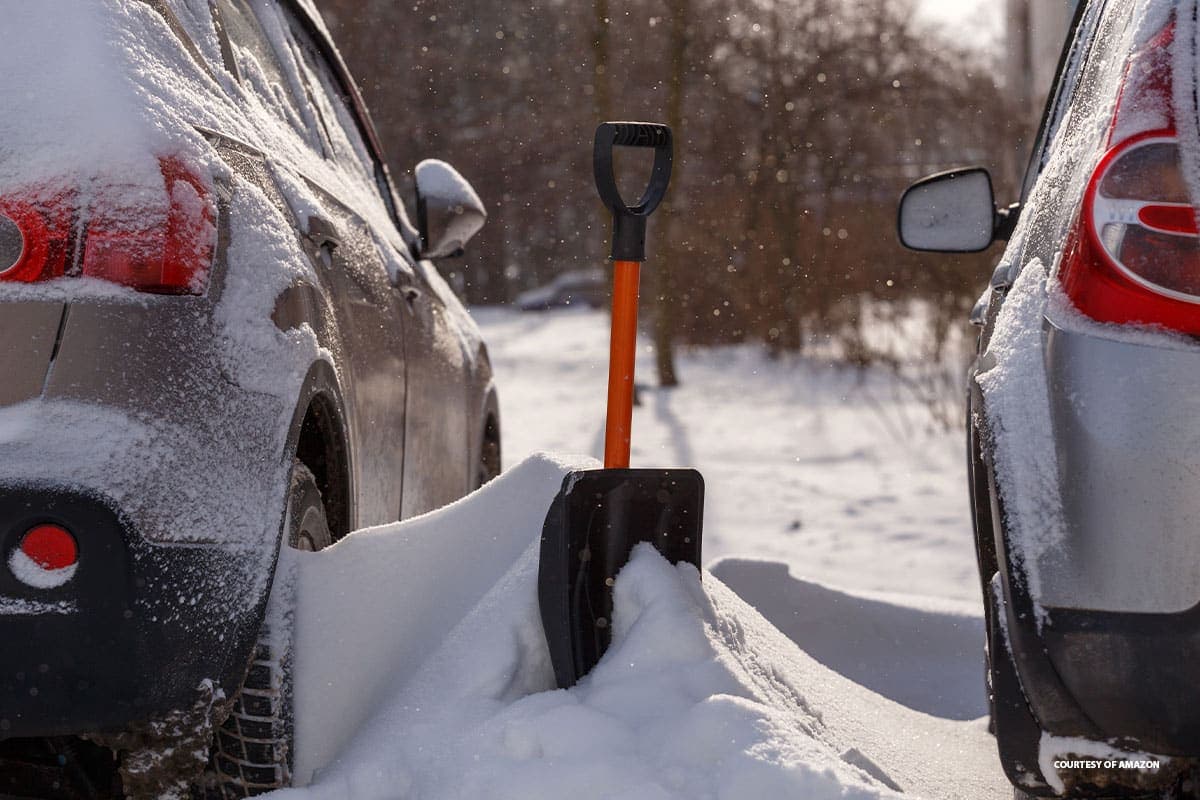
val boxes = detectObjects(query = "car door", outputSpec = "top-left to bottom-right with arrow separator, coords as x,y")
215,0 -> 409,526
280,172 -> 409,527
278,8 -> 476,517
395,254 -> 475,516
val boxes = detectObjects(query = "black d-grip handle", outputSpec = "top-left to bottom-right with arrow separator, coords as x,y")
593,122 -> 673,262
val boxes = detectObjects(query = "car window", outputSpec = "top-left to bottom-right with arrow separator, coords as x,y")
213,0 -> 322,152
281,15 -> 383,202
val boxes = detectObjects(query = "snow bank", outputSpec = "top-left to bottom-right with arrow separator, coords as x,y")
283,455 -> 1007,799
710,559 -> 986,722
289,546 -> 897,798
289,452 -> 590,783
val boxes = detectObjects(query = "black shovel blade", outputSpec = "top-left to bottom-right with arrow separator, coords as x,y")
538,468 -> 704,689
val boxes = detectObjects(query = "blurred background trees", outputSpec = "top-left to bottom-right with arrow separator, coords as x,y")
317,0 -> 1025,376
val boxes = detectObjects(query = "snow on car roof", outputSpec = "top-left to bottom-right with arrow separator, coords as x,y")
0,0 -> 411,249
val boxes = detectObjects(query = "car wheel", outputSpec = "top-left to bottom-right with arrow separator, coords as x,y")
208,462 -> 331,797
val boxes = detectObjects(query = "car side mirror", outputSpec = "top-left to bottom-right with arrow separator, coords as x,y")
414,160 -> 487,260
898,168 -> 1014,253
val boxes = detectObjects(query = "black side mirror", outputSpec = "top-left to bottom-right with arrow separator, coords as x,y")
898,168 -> 1017,252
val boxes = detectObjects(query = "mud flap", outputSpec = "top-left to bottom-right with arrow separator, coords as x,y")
538,468 -> 704,689
989,574 -> 1057,797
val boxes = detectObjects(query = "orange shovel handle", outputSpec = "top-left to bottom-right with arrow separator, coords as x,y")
604,260 -> 640,468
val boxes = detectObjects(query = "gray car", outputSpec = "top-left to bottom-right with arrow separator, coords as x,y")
0,1 -> 499,797
902,1 -> 1200,796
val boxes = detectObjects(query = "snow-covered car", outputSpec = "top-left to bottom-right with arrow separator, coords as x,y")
0,1 -> 500,797
901,1 -> 1200,796
515,269 -> 607,311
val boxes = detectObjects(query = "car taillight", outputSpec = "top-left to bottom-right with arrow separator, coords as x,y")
0,189 -> 73,284
0,157 -> 216,295
9,523 -> 78,589
1059,17 -> 1200,333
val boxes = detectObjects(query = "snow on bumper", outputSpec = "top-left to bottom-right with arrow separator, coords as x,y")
0,485 -> 261,737
0,392 -> 291,735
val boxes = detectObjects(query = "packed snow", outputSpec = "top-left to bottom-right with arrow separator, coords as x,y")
276,308 -> 1008,799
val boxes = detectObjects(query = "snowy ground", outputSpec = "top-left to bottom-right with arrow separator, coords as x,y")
474,306 -> 978,602
281,307 -> 1010,799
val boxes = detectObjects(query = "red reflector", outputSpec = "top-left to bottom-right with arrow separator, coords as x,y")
20,524 -> 78,571
1137,203 -> 1200,236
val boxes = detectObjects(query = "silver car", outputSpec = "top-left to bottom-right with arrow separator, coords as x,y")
0,1 -> 499,797
902,0 -> 1200,796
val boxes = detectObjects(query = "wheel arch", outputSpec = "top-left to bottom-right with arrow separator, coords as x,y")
286,360 -> 353,541
479,385 -> 501,486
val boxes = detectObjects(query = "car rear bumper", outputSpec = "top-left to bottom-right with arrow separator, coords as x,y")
1034,602 -> 1200,756
0,485 -> 263,738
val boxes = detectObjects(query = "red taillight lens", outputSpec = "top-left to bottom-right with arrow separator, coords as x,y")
0,157 -> 216,295
19,524 -> 78,572
0,189 -> 73,283
82,158 -> 216,294
1080,132 -> 1200,302
1059,17 -> 1200,332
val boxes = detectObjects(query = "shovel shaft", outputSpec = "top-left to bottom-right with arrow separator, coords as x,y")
604,260 -> 641,468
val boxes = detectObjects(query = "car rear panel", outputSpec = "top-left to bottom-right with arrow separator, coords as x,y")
0,156 -> 298,738
1041,317 -> 1200,615
976,0 -> 1200,766
0,302 -> 64,407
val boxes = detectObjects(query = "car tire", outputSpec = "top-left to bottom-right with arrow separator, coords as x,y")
987,575 -> 1058,798
207,462 -> 331,797
477,433 -> 501,490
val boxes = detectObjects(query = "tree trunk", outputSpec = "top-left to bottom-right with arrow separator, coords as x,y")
655,0 -> 687,388
592,0 -> 611,122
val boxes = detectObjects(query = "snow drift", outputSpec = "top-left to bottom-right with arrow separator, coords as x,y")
281,454 -> 1006,800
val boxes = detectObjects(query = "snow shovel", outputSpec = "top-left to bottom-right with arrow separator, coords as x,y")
538,122 -> 705,689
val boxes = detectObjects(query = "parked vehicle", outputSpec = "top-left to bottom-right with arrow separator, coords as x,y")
515,269 -> 607,311
0,1 -> 499,797
901,1 -> 1200,796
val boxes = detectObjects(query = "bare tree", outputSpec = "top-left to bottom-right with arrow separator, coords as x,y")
319,0 -> 1018,371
